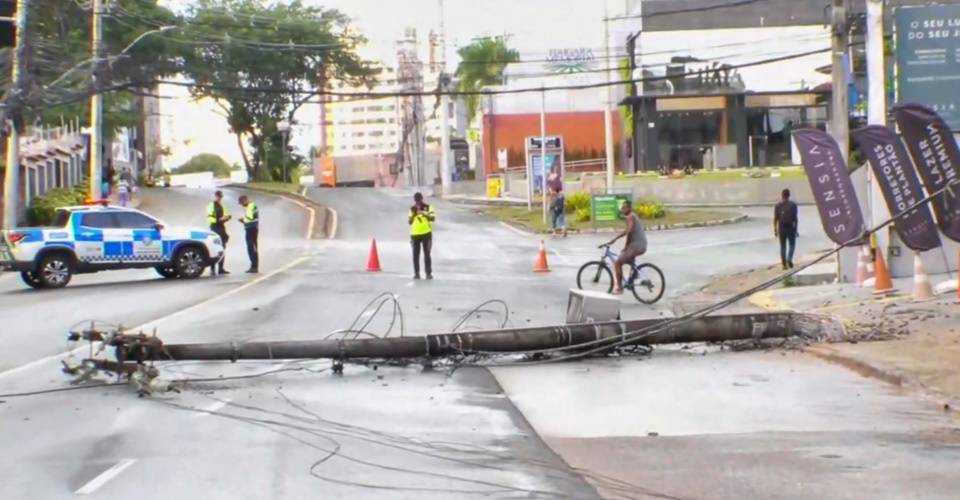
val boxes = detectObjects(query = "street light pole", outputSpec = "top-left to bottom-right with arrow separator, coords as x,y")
2,0 -> 28,229
89,0 -> 104,200
603,0 -> 616,193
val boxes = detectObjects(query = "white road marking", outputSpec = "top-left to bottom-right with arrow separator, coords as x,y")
327,206 -> 339,239
274,195 -> 316,240
549,248 -> 571,264
74,459 -> 137,495
0,255 -> 311,380
194,398 -> 230,417
498,221 -> 532,238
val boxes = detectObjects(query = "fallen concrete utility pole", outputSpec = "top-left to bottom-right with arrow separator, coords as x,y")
163,312 -> 795,360
62,312 -> 805,395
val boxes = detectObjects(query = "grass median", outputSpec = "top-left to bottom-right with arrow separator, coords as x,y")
479,206 -> 743,233
242,182 -> 303,194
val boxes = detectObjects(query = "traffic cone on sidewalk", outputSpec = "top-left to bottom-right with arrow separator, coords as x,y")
873,251 -> 896,297
533,240 -> 550,273
366,239 -> 382,272
911,254 -> 935,302
855,245 -> 873,287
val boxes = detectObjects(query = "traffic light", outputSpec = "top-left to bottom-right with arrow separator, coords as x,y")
0,0 -> 15,48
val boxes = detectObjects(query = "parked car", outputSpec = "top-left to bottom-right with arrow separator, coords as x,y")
0,205 -> 224,289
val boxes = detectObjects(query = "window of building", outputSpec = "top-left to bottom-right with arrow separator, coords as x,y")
353,144 -> 366,150
352,131 -> 365,137
369,131 -> 384,137
367,118 -> 386,124
367,105 -> 384,112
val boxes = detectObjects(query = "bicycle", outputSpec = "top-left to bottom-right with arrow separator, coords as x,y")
576,243 -> 666,304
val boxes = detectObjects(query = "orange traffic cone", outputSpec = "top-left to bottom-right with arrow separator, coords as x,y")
366,239 -> 382,272
855,245 -> 872,287
873,251 -> 896,297
533,240 -> 550,273
912,254 -> 935,302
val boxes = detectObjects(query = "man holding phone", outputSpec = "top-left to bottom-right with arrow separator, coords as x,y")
408,192 -> 436,280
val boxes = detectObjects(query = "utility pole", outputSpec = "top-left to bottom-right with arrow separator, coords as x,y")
438,0 -> 451,196
603,0 -> 616,193
540,87 -> 548,224
866,0 -> 888,249
89,0 -> 104,199
439,76 -> 451,195
830,0 -> 849,164
2,0 -> 28,229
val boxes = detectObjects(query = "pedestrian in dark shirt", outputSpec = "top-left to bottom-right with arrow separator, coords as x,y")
774,188 -> 799,269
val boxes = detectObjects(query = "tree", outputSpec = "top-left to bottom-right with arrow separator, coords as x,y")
179,0 -> 376,181
13,0 -> 181,137
455,37 -> 519,125
174,153 -> 233,177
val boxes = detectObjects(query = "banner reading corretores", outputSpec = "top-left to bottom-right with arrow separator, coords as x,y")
853,125 -> 941,251
895,103 -> 960,242
793,129 -> 867,245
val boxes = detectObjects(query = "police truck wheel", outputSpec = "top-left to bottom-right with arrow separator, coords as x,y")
20,271 -> 45,289
155,266 -> 178,279
174,247 -> 206,280
37,253 -> 73,288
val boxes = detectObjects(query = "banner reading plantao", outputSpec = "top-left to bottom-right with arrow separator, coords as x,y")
853,125 -> 941,252
895,103 -> 960,242
793,129 -> 867,245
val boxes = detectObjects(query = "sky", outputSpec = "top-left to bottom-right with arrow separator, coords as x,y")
156,0 -> 620,169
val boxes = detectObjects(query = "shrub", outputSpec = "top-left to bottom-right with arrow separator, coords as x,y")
634,199 -> 666,219
174,153 -> 233,177
575,208 -> 591,223
26,186 -> 88,226
565,191 -> 591,214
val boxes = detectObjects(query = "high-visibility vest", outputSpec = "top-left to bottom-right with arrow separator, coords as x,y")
409,204 -> 435,236
207,201 -> 228,225
242,202 -> 259,229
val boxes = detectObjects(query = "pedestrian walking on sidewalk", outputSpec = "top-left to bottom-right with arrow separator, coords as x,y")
238,195 -> 259,273
774,188 -> 799,269
207,190 -> 231,275
409,192 -> 435,280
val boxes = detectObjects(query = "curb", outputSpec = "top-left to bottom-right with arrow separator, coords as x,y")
448,197 -> 814,209
487,213 -> 748,235
225,184 -> 334,239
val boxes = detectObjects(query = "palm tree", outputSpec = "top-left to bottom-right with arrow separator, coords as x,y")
455,37 -> 520,125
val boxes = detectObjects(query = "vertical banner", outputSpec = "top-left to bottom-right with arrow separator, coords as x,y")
894,103 -> 960,242
793,129 -> 867,245
853,125 -> 942,251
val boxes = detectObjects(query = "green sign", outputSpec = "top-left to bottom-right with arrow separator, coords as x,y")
895,4 -> 960,130
591,194 -> 631,222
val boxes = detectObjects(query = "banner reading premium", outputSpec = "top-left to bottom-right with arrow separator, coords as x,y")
793,129 -> 867,245
853,125 -> 941,251
895,103 -> 960,242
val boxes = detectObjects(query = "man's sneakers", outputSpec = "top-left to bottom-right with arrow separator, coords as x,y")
246,268 -> 259,274
413,274 -> 434,280
426,274 -> 433,280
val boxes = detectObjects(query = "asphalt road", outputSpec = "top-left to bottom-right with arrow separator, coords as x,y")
1,187 -> 957,499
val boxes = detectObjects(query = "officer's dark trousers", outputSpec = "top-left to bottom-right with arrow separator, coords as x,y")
210,225 -> 228,273
245,228 -> 259,271
411,233 -> 432,276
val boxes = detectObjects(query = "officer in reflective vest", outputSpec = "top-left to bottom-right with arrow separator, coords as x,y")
408,192 -> 435,280
207,190 -> 231,275
238,195 -> 259,273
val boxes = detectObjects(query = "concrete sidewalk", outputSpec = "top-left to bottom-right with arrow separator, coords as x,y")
749,273 -> 960,408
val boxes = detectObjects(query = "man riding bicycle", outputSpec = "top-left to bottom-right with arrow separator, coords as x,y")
605,200 -> 647,295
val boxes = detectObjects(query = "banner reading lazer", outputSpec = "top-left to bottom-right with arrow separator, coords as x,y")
895,103 -> 960,242
793,129 -> 867,245
853,125 -> 941,252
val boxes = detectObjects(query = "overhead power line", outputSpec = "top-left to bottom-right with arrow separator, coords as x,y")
605,0 -> 769,22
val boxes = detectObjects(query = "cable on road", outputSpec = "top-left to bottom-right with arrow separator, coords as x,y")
0,382 -> 127,399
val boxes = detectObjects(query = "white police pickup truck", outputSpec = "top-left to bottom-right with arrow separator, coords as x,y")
0,205 -> 224,289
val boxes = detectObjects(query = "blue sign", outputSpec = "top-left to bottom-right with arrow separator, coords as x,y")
895,4 -> 960,130
531,154 -> 557,176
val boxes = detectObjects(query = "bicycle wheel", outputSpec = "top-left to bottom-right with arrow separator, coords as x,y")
630,263 -> 665,304
576,261 -> 614,294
